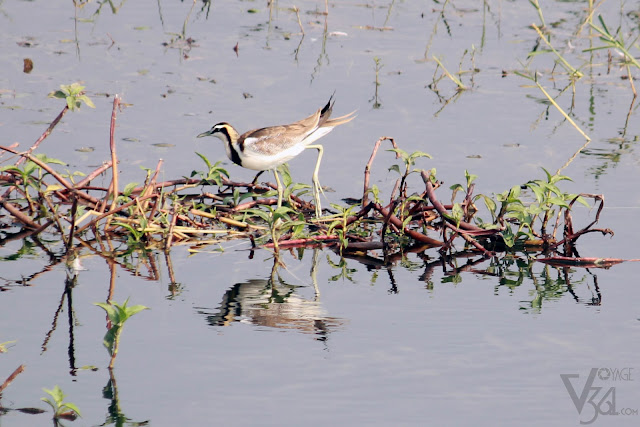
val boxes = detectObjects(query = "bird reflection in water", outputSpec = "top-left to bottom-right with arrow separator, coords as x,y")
196,250 -> 346,341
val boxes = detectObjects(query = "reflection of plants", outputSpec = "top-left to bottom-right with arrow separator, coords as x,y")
515,71 -> 590,141
432,55 -> 467,90
246,205 -> 306,252
327,204 -> 359,253
0,340 -> 16,353
326,255 -> 357,282
41,385 -> 82,421
95,299 -> 149,369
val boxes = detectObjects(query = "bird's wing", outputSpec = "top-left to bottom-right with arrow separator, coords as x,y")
240,109 -> 324,155
238,96 -> 342,155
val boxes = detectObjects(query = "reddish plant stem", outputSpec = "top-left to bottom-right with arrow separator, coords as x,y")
16,106 -> 69,166
422,170 -> 485,232
549,194 -> 610,251
446,223 -> 494,257
362,136 -> 399,208
373,202 -> 443,247
74,161 -> 113,189
232,198 -> 278,211
0,145 -> 100,206
0,364 -> 26,393
0,196 -> 40,229
108,95 -> 121,212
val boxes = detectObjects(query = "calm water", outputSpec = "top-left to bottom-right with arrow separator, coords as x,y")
1,1 -> 639,425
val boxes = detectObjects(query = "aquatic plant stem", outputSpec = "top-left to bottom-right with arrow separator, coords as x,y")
293,6 -> 304,34
108,95 -> 121,213
16,106 -> 69,166
432,56 -> 467,90
531,24 -> 583,78
0,196 -> 40,228
0,365 -> 26,393
74,161 -> 113,189
362,136 -> 399,207
0,145 -> 101,206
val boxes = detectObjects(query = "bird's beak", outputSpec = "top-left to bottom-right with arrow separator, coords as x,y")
197,130 -> 212,138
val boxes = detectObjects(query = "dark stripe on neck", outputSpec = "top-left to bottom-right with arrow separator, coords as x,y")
218,126 -> 243,166
227,133 -> 243,166
228,143 -> 242,166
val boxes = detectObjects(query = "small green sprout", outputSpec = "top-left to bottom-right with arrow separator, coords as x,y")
48,83 -> 95,111
95,298 -> 149,369
41,385 -> 82,420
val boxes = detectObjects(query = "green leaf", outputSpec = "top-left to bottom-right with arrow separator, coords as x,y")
598,14 -> 610,37
408,150 -> 432,161
102,327 -> 118,355
502,227 -> 515,248
387,148 -> 408,160
78,95 -> 95,109
547,197 -> 570,208
0,165 -> 21,173
449,183 -> 464,202
527,183 -> 546,203
124,304 -> 149,318
34,154 -> 67,166
195,152 -> 213,170
465,170 -> 478,186
23,161 -> 38,177
278,164 -> 292,188
48,90 -> 67,99
122,182 -> 140,197
571,195 -> 591,208
388,164 -> 401,175
41,397 -> 56,411
479,194 -> 496,216
451,203 -> 464,227
42,385 -> 65,406
95,302 -> 119,323
549,173 -> 572,185
402,215 -> 412,229
508,185 -> 521,201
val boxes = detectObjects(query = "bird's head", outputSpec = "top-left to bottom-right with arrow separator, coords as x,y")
197,123 -> 238,143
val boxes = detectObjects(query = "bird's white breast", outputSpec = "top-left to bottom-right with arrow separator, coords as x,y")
240,141 -> 306,170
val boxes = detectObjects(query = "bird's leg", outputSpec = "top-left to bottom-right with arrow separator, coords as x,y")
306,144 -> 324,218
273,168 -> 284,210
251,170 -> 265,186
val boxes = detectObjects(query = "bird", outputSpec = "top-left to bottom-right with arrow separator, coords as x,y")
197,95 -> 355,217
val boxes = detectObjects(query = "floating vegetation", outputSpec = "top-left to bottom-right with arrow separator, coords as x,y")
0,85 -> 619,269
